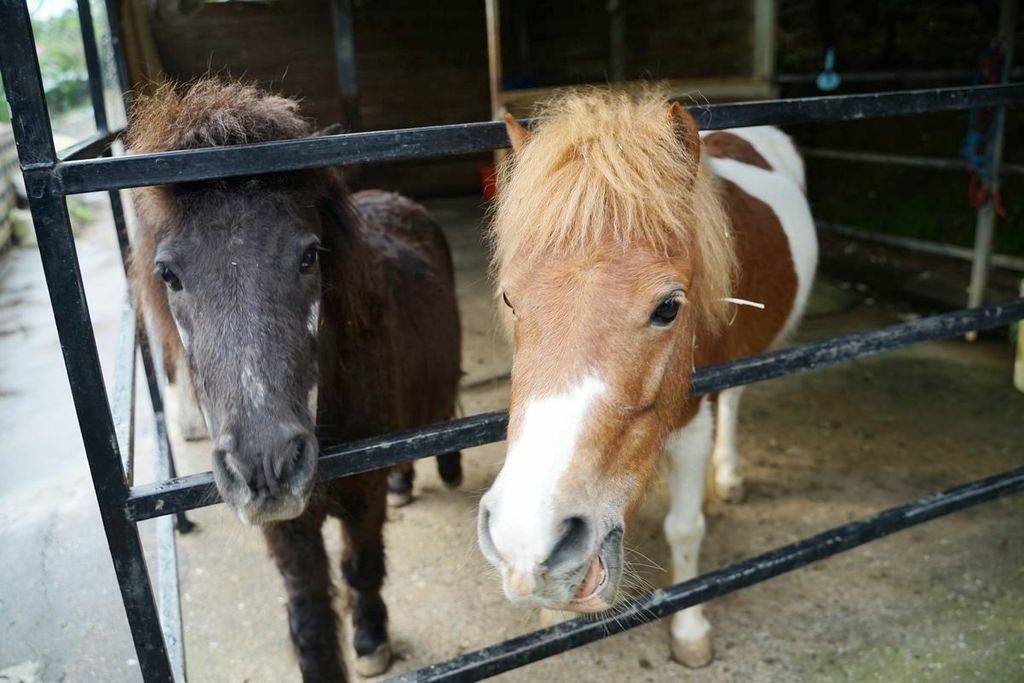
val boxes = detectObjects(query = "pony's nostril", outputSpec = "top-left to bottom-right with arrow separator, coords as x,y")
283,434 -> 317,492
282,437 -> 305,479
547,515 -> 592,571
477,504 -> 499,563
219,450 -> 254,488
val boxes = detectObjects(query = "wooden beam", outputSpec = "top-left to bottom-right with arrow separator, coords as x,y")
609,0 -> 625,82
329,0 -> 361,131
485,0 -> 503,120
752,0 -> 777,84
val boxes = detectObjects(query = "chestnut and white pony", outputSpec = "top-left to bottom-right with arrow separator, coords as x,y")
477,90 -> 817,667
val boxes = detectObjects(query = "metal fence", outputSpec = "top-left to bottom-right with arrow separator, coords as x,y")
1,0 -> 1022,681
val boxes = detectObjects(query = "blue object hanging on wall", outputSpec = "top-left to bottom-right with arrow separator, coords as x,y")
816,47 -> 841,92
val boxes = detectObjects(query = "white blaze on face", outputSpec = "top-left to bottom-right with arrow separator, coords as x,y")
485,374 -> 606,585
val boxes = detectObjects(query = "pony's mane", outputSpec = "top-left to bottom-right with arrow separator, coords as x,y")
491,88 -> 736,330
126,78 -> 313,154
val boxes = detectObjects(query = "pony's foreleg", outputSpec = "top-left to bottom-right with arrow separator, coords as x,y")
711,386 -> 745,503
386,463 -> 415,507
263,517 -> 345,683
338,473 -> 392,677
663,398 -> 714,668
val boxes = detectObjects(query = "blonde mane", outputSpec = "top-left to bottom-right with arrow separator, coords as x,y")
490,88 -> 736,330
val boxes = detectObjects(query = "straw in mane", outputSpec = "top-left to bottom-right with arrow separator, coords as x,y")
491,88 -> 737,332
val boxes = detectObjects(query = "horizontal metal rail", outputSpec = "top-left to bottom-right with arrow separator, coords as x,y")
390,465 -> 1024,682
775,67 -> 1024,84
122,298 -> 1024,522
802,146 -> 1024,176
57,128 -> 120,162
818,221 -> 1024,273
43,84 -> 1024,195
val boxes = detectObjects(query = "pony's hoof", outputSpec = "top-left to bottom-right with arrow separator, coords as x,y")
354,642 -> 392,677
178,412 -> 208,441
387,490 -> 414,507
715,474 -> 744,504
671,633 -> 714,668
387,470 -> 414,507
442,473 -> 463,490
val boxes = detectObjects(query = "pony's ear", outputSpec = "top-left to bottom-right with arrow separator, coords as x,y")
504,112 -> 530,153
669,101 -> 701,166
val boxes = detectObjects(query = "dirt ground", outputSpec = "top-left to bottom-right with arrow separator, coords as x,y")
1,195 -> 1022,682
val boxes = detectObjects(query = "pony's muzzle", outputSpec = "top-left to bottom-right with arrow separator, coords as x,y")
477,500 -> 624,611
211,427 -> 318,525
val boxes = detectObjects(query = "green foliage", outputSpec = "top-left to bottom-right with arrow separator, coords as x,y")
31,8 -> 90,117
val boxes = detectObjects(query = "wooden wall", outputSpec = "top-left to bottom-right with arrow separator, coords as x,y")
144,0 -> 758,196
149,0 -> 490,196
499,0 -> 753,88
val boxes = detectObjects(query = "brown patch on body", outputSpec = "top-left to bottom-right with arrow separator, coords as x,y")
696,177 -> 798,365
702,131 -> 772,171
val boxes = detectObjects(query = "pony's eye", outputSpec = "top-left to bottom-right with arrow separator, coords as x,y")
650,297 -> 680,326
156,263 -> 182,292
502,292 -> 516,315
299,244 -> 319,274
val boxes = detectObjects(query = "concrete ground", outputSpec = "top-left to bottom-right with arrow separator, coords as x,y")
1,196 -> 1022,682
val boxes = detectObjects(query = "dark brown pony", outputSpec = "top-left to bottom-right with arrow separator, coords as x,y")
128,79 -> 462,680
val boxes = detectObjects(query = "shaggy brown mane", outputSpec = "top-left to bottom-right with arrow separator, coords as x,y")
126,78 -> 313,153
490,87 -> 737,331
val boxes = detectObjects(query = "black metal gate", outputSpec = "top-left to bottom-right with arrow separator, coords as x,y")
1,1 -> 1022,681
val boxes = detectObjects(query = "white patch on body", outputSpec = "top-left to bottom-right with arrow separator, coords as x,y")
706,152 -> 818,342
485,374 -> 607,588
241,362 -> 267,409
702,125 -> 807,190
711,385 -> 745,500
663,398 -> 714,647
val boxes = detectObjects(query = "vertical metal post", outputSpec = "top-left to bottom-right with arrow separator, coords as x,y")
608,0 -> 625,83
1016,279 -> 1024,393
87,0 -> 193,536
0,2 -> 174,681
753,0 -> 777,86
103,0 -> 133,110
485,0 -> 503,121
329,0 -> 361,131
485,0 -> 506,178
966,0 -> 1017,338
77,0 -> 109,133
